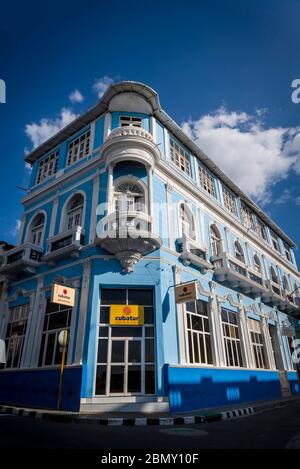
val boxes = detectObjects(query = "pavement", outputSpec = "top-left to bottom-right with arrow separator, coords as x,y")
1,397 -> 300,449
1,394 -> 300,426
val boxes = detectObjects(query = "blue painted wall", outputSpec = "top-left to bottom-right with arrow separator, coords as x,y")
168,366 -> 282,412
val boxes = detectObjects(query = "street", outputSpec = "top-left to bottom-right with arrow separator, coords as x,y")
1,400 -> 300,450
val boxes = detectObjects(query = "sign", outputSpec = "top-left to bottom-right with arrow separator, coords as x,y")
282,326 -> 296,337
175,282 -> 197,304
110,304 -> 144,326
0,339 -> 6,364
52,284 -> 76,307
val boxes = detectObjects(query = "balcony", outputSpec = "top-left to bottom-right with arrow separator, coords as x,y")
211,252 -> 267,297
177,235 -> 212,271
43,226 -> 84,263
0,242 -> 43,279
262,280 -> 299,313
97,211 -> 162,273
102,127 -> 160,169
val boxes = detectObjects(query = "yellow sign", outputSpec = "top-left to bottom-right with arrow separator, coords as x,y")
175,282 -> 197,304
52,283 -> 76,307
110,304 -> 144,326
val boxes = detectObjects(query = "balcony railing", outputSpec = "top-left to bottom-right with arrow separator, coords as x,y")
211,252 -> 267,298
177,235 -> 212,271
97,210 -> 162,273
106,126 -> 154,143
0,242 -> 43,278
43,226 -> 84,263
261,280 -> 299,313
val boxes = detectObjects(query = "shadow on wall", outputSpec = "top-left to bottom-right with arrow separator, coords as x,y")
167,366 -> 296,413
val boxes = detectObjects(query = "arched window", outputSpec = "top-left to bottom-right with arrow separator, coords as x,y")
28,213 -> 45,246
270,266 -> 279,284
234,241 -> 245,264
210,224 -> 222,257
254,254 -> 262,274
283,275 -> 290,292
179,203 -> 195,240
114,181 -> 145,213
66,194 -> 84,231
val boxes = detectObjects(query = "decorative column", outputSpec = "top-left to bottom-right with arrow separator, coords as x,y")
26,276 -> 46,367
172,265 -> 187,364
49,193 -> 59,238
89,170 -> 100,243
237,295 -> 253,368
260,312 -> 276,370
17,213 -> 26,245
21,292 -> 37,368
147,166 -> 154,218
208,281 -> 223,367
74,259 -> 92,364
166,183 -> 173,249
107,164 -> 114,214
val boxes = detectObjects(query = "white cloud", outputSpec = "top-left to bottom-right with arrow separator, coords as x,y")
10,219 -> 21,238
69,89 -> 84,104
25,108 -> 78,149
93,76 -> 114,98
182,107 -> 300,203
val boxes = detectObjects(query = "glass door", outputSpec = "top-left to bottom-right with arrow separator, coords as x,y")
95,288 -> 155,397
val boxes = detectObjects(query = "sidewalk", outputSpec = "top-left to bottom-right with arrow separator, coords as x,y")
1,395 -> 300,426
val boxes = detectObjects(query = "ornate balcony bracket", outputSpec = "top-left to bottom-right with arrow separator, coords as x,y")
96,211 -> 162,273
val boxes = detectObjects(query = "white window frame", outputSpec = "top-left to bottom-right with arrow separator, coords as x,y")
198,165 -> 216,198
184,299 -> 213,365
234,240 -> 245,264
248,318 -> 268,369
1,304 -> 30,369
170,139 -> 191,176
179,203 -> 196,240
36,151 -> 59,185
241,203 -> 255,230
223,187 -> 237,215
66,129 -> 91,166
119,116 -> 142,128
26,212 -> 46,247
221,308 -> 243,368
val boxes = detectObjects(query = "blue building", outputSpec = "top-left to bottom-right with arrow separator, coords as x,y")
0,81 -> 300,413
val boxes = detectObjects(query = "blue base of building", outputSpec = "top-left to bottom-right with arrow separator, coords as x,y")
167,366 -> 296,413
0,366 -> 82,412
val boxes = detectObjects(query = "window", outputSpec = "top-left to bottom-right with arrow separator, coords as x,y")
234,241 -> 245,264
270,231 -> 280,252
210,225 -> 222,257
254,254 -> 262,274
38,299 -> 72,367
179,203 -> 195,240
66,194 -> 84,231
114,182 -> 145,213
96,289 -> 155,396
221,308 -> 243,367
120,116 -> 142,128
248,319 -> 267,369
198,165 -> 216,198
36,151 -> 59,185
28,213 -> 45,246
223,187 -> 237,215
257,219 -> 268,242
1,304 -> 30,369
67,129 -> 91,166
170,139 -> 191,175
282,275 -> 290,292
240,203 -> 255,230
283,242 -> 292,263
185,300 -> 213,365
270,266 -> 279,284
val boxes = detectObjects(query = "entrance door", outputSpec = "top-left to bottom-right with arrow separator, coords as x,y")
95,288 -> 155,397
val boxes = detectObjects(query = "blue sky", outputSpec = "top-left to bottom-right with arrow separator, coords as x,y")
0,0 -> 300,261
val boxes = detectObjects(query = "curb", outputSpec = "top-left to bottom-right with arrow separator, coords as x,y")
0,404 -> 254,426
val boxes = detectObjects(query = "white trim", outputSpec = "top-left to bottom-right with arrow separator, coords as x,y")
89,171 -> 100,243
24,210 -> 47,247
59,190 -> 87,233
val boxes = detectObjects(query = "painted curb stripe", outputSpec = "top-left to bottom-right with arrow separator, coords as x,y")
0,404 -> 256,426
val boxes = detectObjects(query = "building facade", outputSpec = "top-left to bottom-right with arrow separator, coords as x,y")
0,81 -> 300,413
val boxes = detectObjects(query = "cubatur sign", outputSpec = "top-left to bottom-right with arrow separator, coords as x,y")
51,283 -> 76,307
175,282 -> 197,304
110,304 -> 144,326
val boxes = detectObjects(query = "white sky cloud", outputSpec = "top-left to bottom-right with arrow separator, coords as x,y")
69,89 -> 84,104
10,219 -> 21,238
93,76 -> 114,98
182,107 -> 300,203
25,108 -> 78,149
